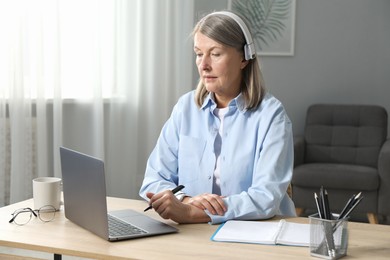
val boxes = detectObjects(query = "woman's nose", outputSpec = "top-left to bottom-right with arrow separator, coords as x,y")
200,57 -> 210,71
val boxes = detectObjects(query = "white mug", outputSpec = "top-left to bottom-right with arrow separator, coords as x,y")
33,177 -> 62,210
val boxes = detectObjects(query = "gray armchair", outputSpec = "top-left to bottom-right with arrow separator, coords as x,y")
292,104 -> 390,224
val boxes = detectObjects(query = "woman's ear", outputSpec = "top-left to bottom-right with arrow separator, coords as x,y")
241,59 -> 249,69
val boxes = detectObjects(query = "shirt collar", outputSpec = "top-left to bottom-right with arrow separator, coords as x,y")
200,92 -> 247,113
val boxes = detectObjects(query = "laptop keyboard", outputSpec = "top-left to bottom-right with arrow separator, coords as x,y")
108,215 -> 147,237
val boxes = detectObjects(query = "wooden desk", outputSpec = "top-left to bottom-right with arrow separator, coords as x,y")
1,197 -> 389,259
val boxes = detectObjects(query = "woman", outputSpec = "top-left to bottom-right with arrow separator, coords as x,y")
139,11 -> 296,224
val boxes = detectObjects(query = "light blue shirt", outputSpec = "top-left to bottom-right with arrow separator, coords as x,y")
139,91 -> 296,224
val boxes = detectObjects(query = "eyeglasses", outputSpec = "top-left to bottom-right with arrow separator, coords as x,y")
9,205 -> 56,225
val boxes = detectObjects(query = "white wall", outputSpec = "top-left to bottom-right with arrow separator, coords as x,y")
194,0 -> 390,136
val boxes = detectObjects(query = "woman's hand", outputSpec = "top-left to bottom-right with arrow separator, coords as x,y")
146,191 -> 211,224
183,193 -> 227,216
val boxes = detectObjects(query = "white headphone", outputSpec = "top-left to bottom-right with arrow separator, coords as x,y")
207,11 -> 256,60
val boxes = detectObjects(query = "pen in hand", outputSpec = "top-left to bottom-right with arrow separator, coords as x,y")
144,185 -> 185,212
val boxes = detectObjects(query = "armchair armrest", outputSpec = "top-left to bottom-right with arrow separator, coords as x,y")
293,135 -> 305,167
378,138 -> 390,216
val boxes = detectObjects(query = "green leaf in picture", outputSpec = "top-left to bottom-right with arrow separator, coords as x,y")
232,0 -> 292,51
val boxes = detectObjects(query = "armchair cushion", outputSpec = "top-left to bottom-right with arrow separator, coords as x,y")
293,163 -> 379,191
305,105 -> 387,167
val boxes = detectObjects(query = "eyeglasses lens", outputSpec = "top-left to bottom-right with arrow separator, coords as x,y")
13,210 -> 33,225
38,205 -> 56,222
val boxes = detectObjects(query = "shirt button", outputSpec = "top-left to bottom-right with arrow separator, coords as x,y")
208,176 -> 212,180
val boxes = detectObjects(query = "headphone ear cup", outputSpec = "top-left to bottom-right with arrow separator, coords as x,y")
244,43 -> 255,60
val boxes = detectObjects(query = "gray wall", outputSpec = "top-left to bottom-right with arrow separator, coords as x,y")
194,0 -> 390,136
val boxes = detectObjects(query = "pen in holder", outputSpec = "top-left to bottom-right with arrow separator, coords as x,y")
309,213 -> 349,260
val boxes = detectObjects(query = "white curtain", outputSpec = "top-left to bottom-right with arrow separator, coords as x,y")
0,0 -> 194,206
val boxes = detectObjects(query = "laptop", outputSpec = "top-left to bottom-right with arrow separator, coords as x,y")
59,146 -> 178,241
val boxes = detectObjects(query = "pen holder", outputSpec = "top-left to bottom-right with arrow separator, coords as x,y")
309,214 -> 348,260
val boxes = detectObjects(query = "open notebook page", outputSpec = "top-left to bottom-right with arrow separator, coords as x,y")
211,219 -> 310,247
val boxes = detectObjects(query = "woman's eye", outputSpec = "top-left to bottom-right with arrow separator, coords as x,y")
195,53 -> 203,57
211,53 -> 220,57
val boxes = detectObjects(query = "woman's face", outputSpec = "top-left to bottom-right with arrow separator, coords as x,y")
194,32 -> 248,107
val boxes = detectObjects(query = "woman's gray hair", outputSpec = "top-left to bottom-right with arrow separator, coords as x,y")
192,11 -> 266,110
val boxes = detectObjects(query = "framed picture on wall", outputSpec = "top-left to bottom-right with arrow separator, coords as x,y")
228,0 -> 296,56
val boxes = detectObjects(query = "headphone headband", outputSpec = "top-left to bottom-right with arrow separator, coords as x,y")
208,11 -> 256,60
